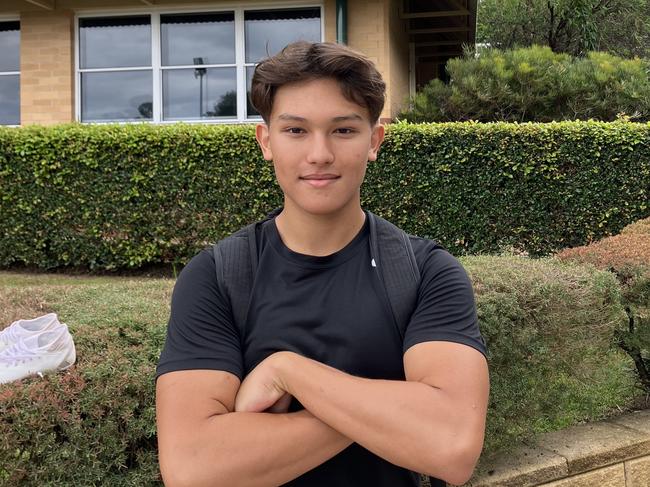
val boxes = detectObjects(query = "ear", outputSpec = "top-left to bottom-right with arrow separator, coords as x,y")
367,123 -> 385,162
255,123 -> 273,161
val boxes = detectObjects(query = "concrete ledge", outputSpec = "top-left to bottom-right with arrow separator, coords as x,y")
464,409 -> 650,487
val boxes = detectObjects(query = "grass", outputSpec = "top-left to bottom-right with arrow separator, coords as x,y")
0,271 -> 174,334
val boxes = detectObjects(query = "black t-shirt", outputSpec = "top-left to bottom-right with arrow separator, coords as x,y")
156,214 -> 486,486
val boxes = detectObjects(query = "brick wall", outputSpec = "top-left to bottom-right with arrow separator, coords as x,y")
20,10 -> 75,125
387,0 -> 409,118
347,0 -> 392,120
466,410 -> 650,487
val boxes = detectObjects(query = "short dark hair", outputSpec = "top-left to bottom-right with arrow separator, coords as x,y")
250,41 -> 386,124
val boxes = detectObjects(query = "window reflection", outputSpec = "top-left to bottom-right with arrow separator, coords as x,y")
0,75 -> 20,125
161,12 -> 235,66
80,16 -> 151,69
163,68 -> 236,120
245,8 -> 320,63
246,66 -> 260,118
81,71 -> 153,122
0,22 -> 20,72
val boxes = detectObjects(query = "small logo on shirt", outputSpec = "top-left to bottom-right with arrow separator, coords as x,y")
371,258 -> 377,268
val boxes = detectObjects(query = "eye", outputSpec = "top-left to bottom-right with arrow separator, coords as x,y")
335,128 -> 356,134
283,127 -> 305,134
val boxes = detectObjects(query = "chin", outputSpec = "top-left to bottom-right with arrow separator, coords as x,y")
291,199 -> 353,217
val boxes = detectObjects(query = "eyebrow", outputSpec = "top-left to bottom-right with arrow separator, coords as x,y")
276,113 -> 365,123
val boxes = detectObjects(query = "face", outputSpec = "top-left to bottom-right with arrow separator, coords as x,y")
255,77 -> 385,218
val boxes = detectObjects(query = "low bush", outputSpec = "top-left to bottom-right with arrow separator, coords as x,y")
463,255 -> 638,452
0,254 -> 638,484
399,46 -> 650,123
0,121 -> 648,270
557,217 -> 650,391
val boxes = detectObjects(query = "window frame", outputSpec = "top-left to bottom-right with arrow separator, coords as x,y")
0,15 -> 21,127
74,2 -> 324,124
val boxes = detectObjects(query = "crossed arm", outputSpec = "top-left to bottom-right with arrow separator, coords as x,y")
156,341 -> 489,487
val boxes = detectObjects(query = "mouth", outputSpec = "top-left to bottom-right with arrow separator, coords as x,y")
300,174 -> 340,188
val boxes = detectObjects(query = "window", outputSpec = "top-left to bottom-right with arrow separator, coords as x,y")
0,21 -> 20,126
77,7 -> 322,123
79,16 -> 152,122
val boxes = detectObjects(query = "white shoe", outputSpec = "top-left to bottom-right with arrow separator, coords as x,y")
0,324 -> 76,384
0,313 -> 61,353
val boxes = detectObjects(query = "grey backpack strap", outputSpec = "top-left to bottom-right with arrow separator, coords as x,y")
212,208 -> 282,331
367,211 -> 421,340
213,225 -> 256,331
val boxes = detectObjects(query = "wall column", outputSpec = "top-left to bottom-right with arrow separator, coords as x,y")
20,9 -> 75,125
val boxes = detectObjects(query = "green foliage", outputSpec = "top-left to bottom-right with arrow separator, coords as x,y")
0,323 -> 166,486
0,123 -> 280,270
399,46 -> 650,122
477,0 -> 650,58
0,121 -> 649,269
464,256 -> 638,452
556,217 -> 650,391
0,255 -> 639,483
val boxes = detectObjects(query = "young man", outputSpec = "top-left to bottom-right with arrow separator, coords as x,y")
156,41 -> 489,487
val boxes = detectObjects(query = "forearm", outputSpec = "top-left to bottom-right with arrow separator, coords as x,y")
161,409 -> 351,487
278,355 -> 486,484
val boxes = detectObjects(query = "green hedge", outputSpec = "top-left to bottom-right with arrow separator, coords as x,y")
0,256 -> 638,485
0,121 -> 648,269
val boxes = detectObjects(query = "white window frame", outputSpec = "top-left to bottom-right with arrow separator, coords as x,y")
74,2 -> 324,124
0,15 -> 21,127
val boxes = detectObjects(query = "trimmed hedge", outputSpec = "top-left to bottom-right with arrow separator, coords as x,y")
0,257 -> 639,484
0,121 -> 648,269
557,216 -> 650,391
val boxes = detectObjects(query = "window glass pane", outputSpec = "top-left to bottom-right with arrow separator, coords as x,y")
81,71 -> 153,122
163,67 -> 236,120
0,75 -> 20,125
79,16 -> 151,69
246,66 -> 260,118
245,8 -> 320,63
161,12 -> 235,66
0,22 -> 20,72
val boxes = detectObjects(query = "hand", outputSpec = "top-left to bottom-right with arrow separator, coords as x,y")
235,352 -> 294,413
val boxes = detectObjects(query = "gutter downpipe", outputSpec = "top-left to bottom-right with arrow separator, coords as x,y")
336,0 -> 347,44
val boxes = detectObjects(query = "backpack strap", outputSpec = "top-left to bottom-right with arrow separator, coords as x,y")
212,224 -> 256,331
367,211 -> 421,340
212,208 -> 282,331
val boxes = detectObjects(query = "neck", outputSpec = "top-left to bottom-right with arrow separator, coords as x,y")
275,204 -> 366,256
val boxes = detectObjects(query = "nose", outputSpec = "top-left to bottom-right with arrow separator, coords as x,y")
307,132 -> 335,165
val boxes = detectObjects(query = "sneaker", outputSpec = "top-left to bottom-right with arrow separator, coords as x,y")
0,313 -> 61,353
0,324 -> 76,384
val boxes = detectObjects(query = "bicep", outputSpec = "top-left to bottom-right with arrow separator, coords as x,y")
404,341 -> 489,423
156,370 -> 241,466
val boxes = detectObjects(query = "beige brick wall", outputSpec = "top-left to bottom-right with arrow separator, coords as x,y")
323,0 -> 337,43
387,0 -> 409,118
538,463 -> 627,487
346,0 -> 391,120
20,9 -> 75,125
626,455 -> 650,486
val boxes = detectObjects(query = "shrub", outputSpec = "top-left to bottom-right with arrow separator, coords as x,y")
556,217 -> 650,391
0,255 -> 638,484
0,121 -> 648,270
0,322 -> 166,486
399,46 -> 650,123
463,255 -> 638,453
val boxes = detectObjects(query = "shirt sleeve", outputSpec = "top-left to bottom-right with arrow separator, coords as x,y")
155,248 -> 244,381
403,239 -> 486,357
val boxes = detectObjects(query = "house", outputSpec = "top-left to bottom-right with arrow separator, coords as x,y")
0,0 -> 477,126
